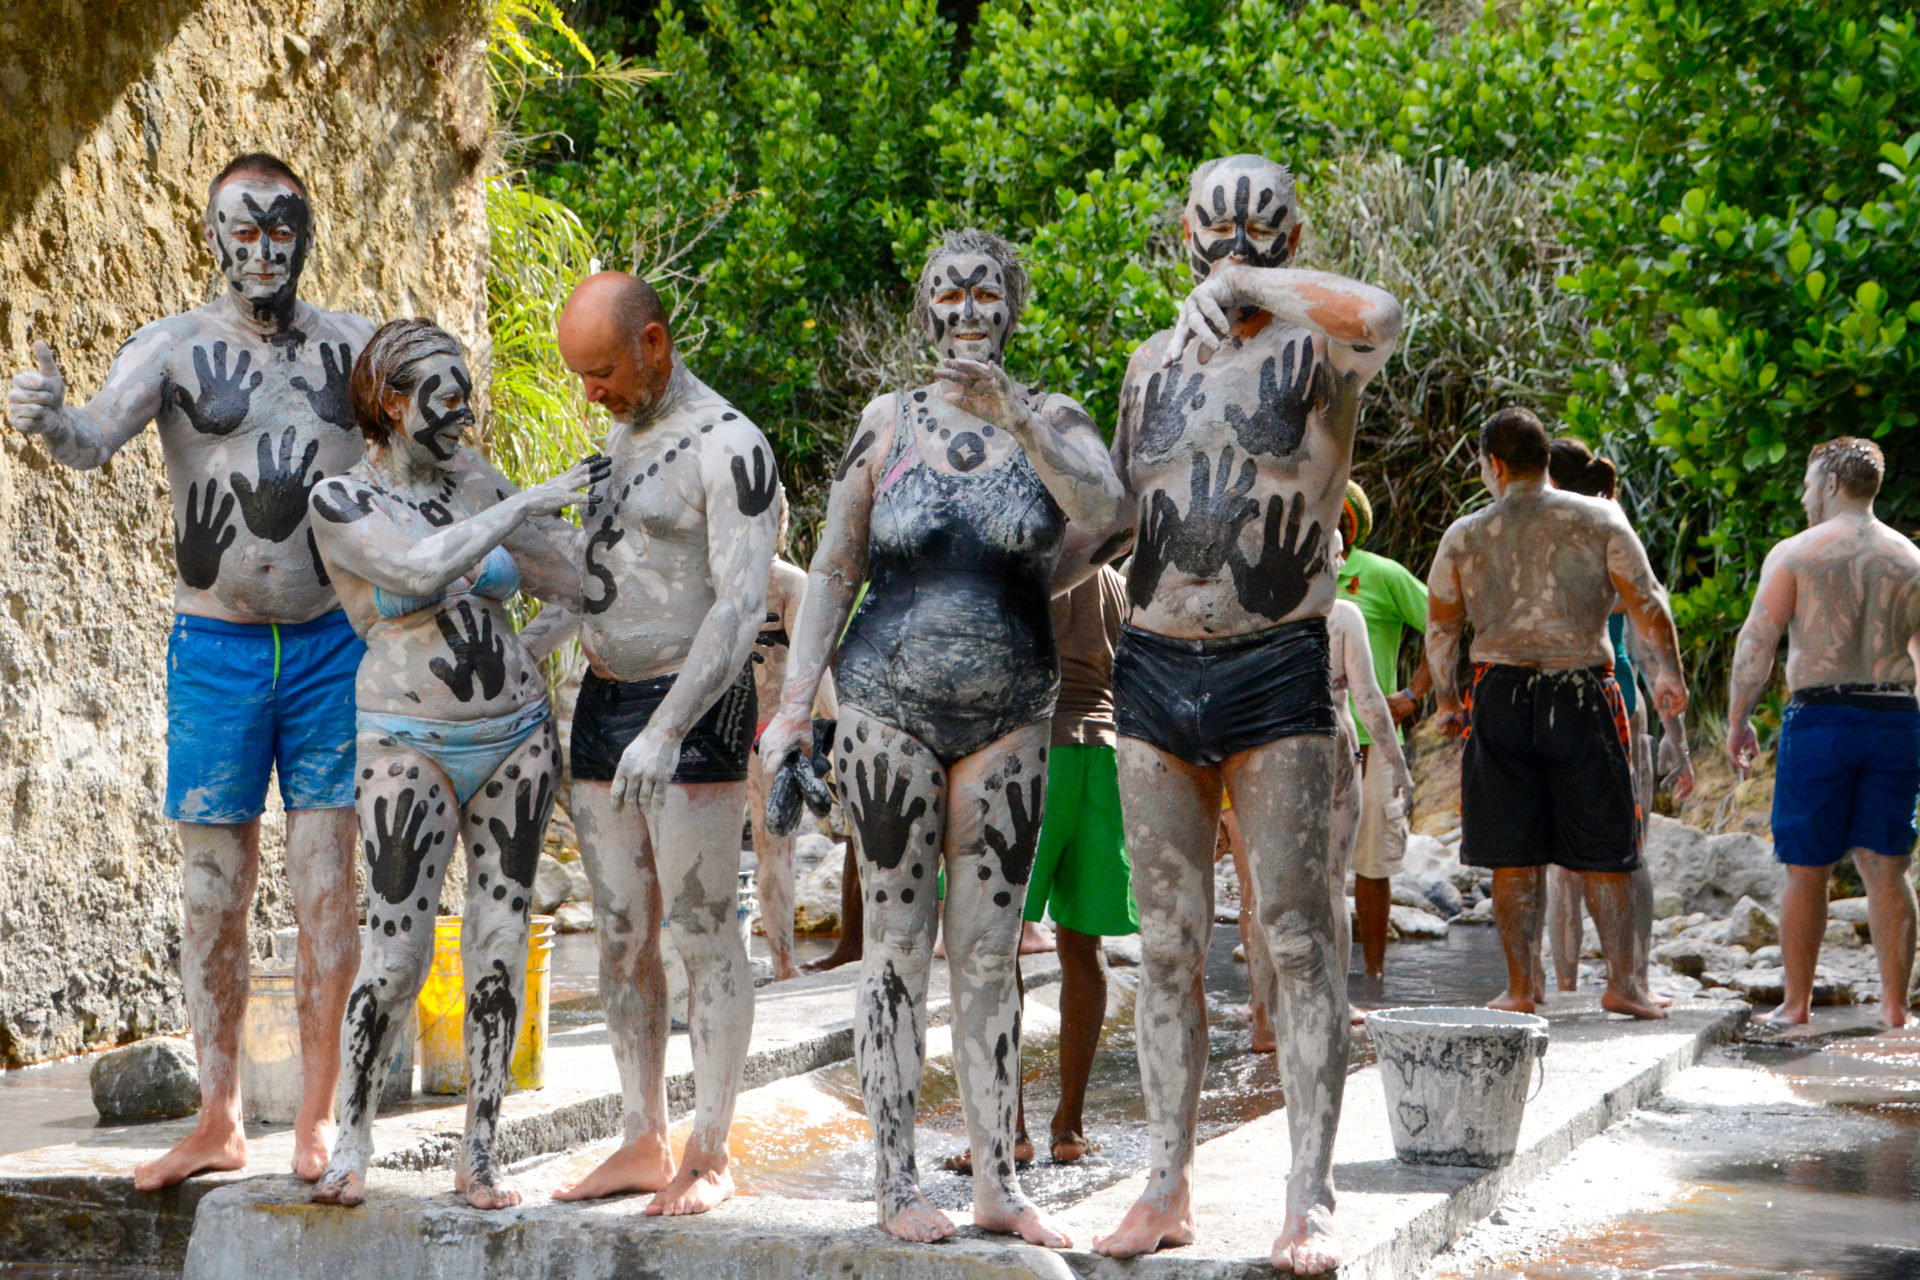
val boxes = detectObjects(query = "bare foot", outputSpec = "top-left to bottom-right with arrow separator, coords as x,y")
1487,990 -> 1536,1015
455,1165 -> 524,1211
1601,987 -> 1669,1020
771,956 -> 800,982
291,1113 -> 334,1183
943,1132 -> 1034,1173
645,1161 -> 735,1216
1092,1192 -> 1196,1258
133,1121 -> 247,1191
881,1188 -> 956,1243
552,1137 -> 676,1202
1271,1204 -> 1340,1274
801,942 -> 861,973
1051,1130 -> 1097,1163
311,1165 -> 365,1207
1758,1001 -> 1811,1027
1018,921 -> 1057,955
975,1197 -> 1072,1248
1649,989 -> 1675,1009
1881,1003 -> 1912,1031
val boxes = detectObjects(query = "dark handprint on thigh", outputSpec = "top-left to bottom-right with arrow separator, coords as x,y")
847,752 -> 928,872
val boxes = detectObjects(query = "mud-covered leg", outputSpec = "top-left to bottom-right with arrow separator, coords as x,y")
455,720 -> 558,1209
1490,867 -> 1547,1014
1094,741 -> 1218,1259
645,777 -> 756,1217
1228,735 -> 1348,1276
134,821 -> 261,1191
835,707 -> 951,1242
1327,730 -> 1361,1013
944,723 -> 1070,1248
1546,865 -> 1584,993
553,780 -> 673,1201
747,751 -> 798,980
315,748 -> 459,1206
284,806 -> 361,1182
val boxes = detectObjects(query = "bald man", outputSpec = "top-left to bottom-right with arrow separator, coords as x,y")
544,274 -> 779,1214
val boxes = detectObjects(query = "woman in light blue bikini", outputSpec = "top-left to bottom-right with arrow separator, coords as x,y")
306,318 -> 606,1210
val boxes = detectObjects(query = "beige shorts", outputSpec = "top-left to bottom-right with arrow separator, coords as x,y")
1352,745 -> 1411,880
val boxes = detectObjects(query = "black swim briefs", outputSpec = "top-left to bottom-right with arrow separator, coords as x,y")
571,665 -> 757,785
1112,617 -> 1337,767
1461,663 -> 1637,873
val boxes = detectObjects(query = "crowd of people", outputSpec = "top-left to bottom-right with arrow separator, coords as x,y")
8,146 -> 1918,1273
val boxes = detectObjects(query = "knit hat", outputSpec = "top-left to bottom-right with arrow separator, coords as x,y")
1341,478 -> 1373,547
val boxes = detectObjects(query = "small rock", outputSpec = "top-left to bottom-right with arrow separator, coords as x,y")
1457,897 -> 1496,925
1828,897 -> 1870,924
1750,944 -> 1782,968
1716,896 -> 1780,951
1729,967 -> 1784,1003
553,902 -> 595,933
1652,939 -> 1751,979
1389,904 -> 1450,939
91,1038 -> 199,1121
1103,935 -> 1143,967
1824,918 -> 1862,949
564,861 -> 592,905
793,845 -> 846,935
1388,876 -> 1430,910
533,855 -> 573,915
1651,889 -> 1685,919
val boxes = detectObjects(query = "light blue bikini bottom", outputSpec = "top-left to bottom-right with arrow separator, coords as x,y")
356,697 -> 551,805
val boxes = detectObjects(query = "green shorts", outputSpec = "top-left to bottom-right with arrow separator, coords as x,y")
1024,744 -> 1138,936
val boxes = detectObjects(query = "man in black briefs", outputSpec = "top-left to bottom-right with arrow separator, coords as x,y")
1092,154 -> 1402,1274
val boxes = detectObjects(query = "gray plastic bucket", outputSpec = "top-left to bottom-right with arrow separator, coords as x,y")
1366,1006 -> 1549,1168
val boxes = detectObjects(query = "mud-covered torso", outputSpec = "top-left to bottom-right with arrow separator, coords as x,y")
1448,491 -> 1624,671
1119,321 -> 1361,640
836,389 -> 1067,753
140,301 -> 374,623
1780,521 -> 1920,691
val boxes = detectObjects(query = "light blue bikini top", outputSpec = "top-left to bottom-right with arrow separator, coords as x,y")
372,545 -> 520,620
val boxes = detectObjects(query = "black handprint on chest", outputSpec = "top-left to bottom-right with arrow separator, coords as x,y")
983,771 -> 1045,887
847,753 -> 928,871
731,445 -> 777,516
1224,342 -> 1319,458
1136,362 -> 1207,460
1228,491 -> 1328,621
289,342 -> 356,432
582,516 -> 624,616
1127,446 -> 1260,608
231,427 -> 323,542
489,772 -> 555,889
170,342 -> 262,437
365,786 -> 439,903
174,478 -> 238,589
428,599 -> 507,702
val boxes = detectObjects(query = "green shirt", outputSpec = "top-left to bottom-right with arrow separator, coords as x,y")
1336,547 -> 1429,745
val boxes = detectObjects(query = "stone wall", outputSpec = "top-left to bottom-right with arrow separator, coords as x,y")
0,0 -> 491,1065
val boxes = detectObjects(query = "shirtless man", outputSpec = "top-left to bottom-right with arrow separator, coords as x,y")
1094,154 -> 1402,1273
547,272 -> 779,1214
1728,437 -> 1920,1029
7,153 -> 372,1189
1426,407 -> 1686,1024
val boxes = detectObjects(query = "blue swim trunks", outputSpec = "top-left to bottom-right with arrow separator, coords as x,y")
166,610 -> 366,824
1772,687 -> 1920,867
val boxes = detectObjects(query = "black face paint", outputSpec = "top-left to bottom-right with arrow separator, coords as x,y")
846,754 -> 927,872
731,445 -> 777,516
366,787 -> 436,903
174,478 -> 238,589
981,772 -> 1043,885
230,426 -> 322,542
1189,172 -> 1292,281
413,367 -> 473,461
1224,342 -> 1319,458
233,190 -> 311,330
1227,490 -> 1327,620
427,600 -> 507,701
581,515 -> 624,615
289,342 -> 357,432
489,774 -> 555,890
169,342 -> 262,437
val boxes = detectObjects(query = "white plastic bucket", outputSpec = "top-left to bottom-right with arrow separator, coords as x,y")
1366,1006 -> 1548,1168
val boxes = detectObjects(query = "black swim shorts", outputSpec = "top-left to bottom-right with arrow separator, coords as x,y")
1112,617 -> 1336,768
571,665 -> 757,785
1461,663 -> 1637,873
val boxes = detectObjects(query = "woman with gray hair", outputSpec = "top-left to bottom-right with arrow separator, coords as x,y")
760,230 -> 1124,1247
306,318 -> 606,1209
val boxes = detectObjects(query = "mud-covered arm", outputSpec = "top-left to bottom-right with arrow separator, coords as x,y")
7,332 -> 168,470
1342,610 -> 1412,794
1623,616 -> 1694,794
1425,528 -> 1469,734
932,363 -> 1123,530
1726,544 -> 1794,770
450,446 -> 589,609
517,605 -> 579,666
1607,519 -> 1687,720
1170,265 -> 1403,380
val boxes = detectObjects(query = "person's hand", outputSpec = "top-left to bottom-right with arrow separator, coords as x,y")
1388,690 -> 1418,725
1662,750 -> 1697,801
1652,670 -> 1688,721
934,358 -> 1032,435
521,453 -> 611,518
1164,266 -> 1252,366
1725,718 -> 1759,776
8,340 -> 66,435
1389,759 -> 1415,811
756,707 -> 812,775
1435,697 -> 1469,739
611,724 -> 679,813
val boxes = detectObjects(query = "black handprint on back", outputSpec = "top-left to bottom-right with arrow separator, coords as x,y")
366,786 -> 437,903
1224,341 -> 1319,458
289,342 -> 356,432
174,479 -> 237,589
731,445 -> 777,516
489,773 -> 555,889
581,516 -> 624,616
1229,491 -> 1328,621
1136,361 -> 1207,460
170,342 -> 262,437
983,772 -> 1045,886
847,753 -> 928,871
428,599 -> 507,702
231,427 -> 322,542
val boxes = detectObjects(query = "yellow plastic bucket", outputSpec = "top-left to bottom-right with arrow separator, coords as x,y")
416,915 -> 555,1095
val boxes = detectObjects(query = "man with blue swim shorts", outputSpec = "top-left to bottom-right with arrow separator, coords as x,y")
7,153 -> 376,1188
1729,437 -> 1920,1030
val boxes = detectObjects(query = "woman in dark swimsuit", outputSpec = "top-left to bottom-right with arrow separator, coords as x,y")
761,230 -> 1123,1247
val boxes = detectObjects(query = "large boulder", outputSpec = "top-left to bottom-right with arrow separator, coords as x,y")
1642,815 -> 1782,915
1715,896 -> 1780,951
1652,938 -> 1750,978
552,902 -> 595,934
1389,905 -> 1451,939
533,855 -> 573,915
564,861 -> 592,906
91,1037 -> 199,1121
793,844 -> 847,936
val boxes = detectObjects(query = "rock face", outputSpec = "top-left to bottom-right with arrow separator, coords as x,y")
0,2 -> 489,1065
90,1036 -> 199,1120
1641,815 -> 1783,917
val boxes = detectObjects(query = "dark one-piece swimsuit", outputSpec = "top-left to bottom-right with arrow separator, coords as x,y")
834,393 -> 1067,766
